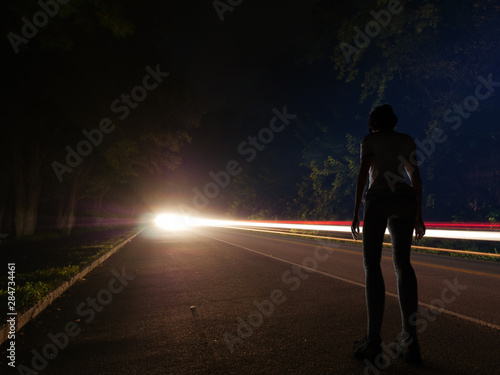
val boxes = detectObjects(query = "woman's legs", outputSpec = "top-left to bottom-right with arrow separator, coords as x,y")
362,199 -> 388,340
388,197 -> 418,338
358,194 -> 421,363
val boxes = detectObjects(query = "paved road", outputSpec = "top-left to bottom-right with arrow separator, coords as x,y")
196,227 -> 500,328
2,227 -> 499,375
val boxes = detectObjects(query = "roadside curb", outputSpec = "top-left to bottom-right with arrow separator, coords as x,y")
0,228 -> 145,346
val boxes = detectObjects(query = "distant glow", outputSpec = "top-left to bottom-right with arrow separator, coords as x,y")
154,213 -> 189,231
192,219 -> 500,242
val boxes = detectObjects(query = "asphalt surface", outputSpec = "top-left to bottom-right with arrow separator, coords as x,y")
2,226 -> 500,375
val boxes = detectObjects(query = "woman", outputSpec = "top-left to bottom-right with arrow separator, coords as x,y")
351,104 -> 425,365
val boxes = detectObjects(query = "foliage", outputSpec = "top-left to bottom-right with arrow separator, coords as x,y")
1,0 -> 201,236
327,0 -> 500,110
291,119 -> 360,220
297,0 -> 500,222
227,164 -> 296,220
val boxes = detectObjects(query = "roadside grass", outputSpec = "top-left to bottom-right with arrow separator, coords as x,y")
10,265 -> 80,309
0,225 -> 141,314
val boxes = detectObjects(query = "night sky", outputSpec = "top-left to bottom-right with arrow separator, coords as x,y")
1,0 -> 500,233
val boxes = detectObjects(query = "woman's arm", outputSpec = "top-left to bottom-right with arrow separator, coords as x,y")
351,156 -> 372,240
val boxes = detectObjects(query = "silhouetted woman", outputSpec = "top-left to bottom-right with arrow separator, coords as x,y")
351,104 -> 425,366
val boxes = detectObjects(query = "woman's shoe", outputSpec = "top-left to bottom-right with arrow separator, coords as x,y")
353,335 -> 382,362
392,335 -> 422,365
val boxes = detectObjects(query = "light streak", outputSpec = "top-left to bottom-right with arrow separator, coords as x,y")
209,225 -> 500,259
425,222 -> 500,229
152,214 -> 499,257
249,220 -> 500,230
191,219 -> 500,242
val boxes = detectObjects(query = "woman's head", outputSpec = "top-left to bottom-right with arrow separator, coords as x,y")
369,104 -> 398,132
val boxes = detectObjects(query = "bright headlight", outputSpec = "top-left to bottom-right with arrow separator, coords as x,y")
154,213 -> 188,231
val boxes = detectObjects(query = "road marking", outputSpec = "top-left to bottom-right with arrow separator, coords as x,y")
193,229 -> 500,331
410,260 -> 500,279
192,230 -> 365,289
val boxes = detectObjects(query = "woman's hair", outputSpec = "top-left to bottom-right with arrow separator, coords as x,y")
369,104 -> 398,132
